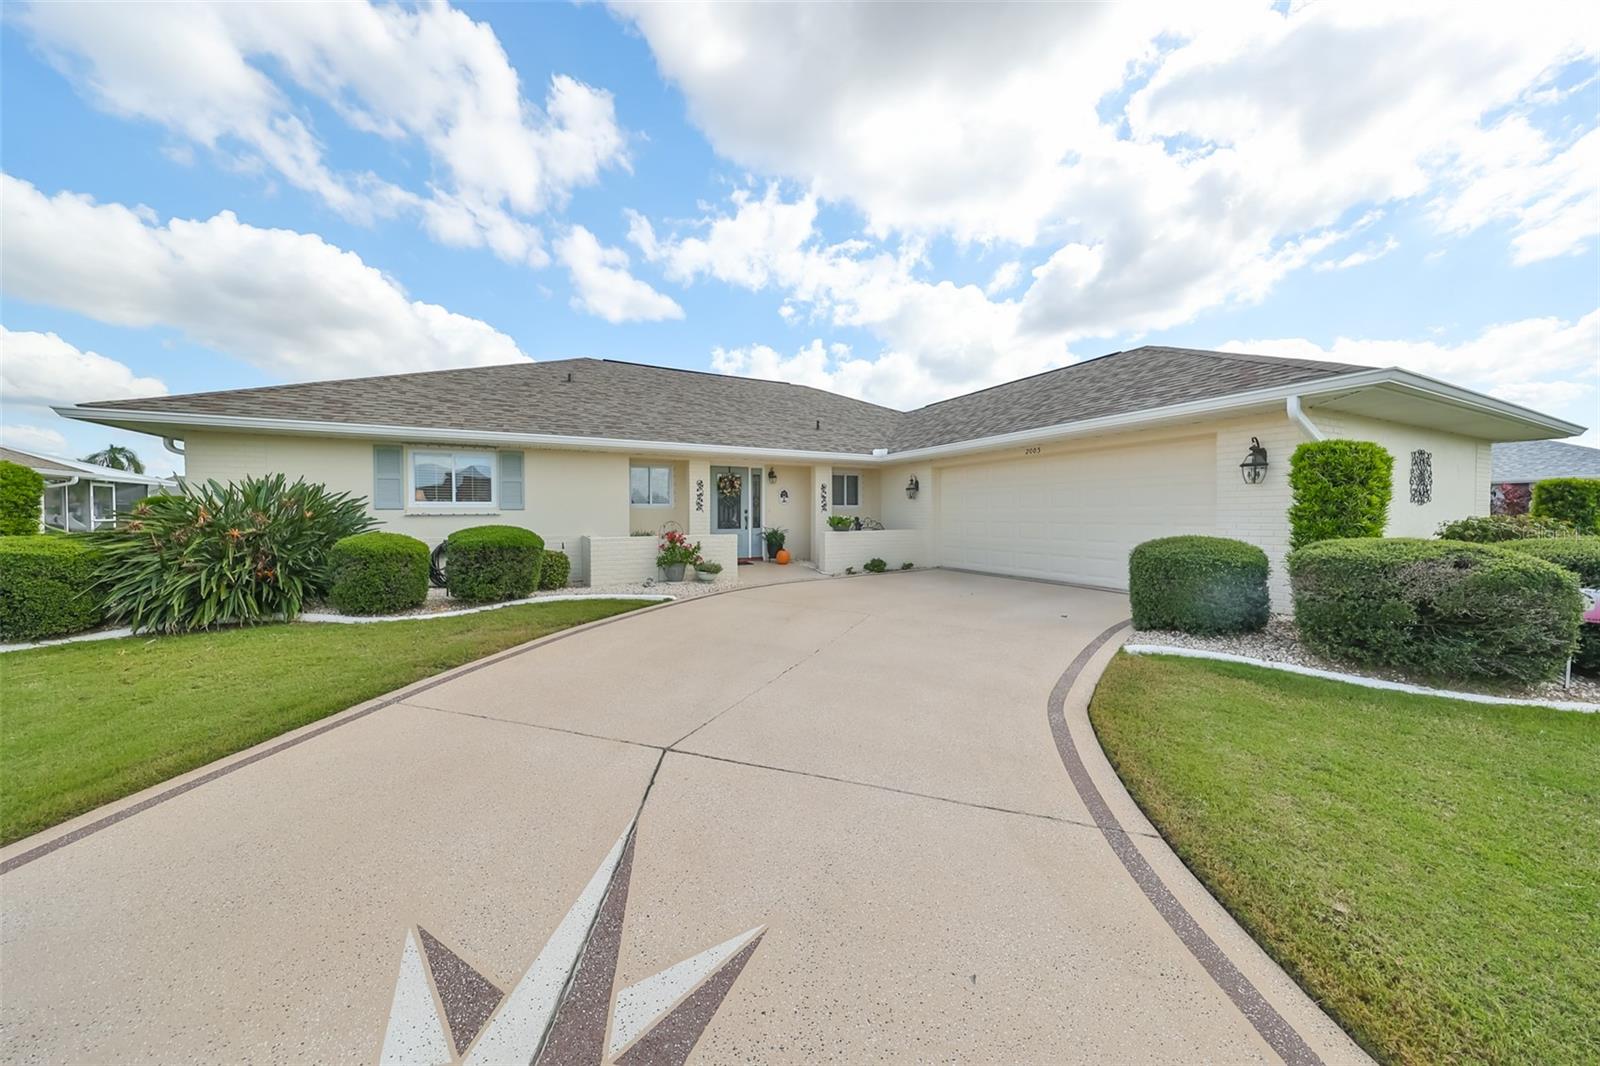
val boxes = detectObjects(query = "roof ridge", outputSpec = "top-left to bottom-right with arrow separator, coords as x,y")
597,358 -> 907,415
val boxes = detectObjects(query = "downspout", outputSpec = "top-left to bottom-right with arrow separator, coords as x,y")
163,437 -> 185,456
1286,395 -> 1325,440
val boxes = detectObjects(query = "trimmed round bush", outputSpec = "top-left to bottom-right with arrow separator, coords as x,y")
1501,537 -> 1600,674
1531,477 -> 1600,534
0,460 -> 45,536
0,535 -> 104,641
1287,439 -> 1393,549
328,532 -> 429,615
1435,513 -> 1575,542
1129,535 -> 1269,634
1288,538 -> 1582,683
447,525 -> 544,603
539,549 -> 571,590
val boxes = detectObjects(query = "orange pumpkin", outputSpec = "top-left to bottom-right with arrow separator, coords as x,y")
775,548 -> 791,565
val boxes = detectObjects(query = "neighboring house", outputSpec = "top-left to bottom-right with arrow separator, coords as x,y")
1489,439 -> 1600,515
56,346 -> 1583,605
0,447 -> 176,532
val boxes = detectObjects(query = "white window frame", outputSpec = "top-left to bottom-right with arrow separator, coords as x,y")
832,471 -> 861,508
629,464 -> 674,507
406,447 -> 498,512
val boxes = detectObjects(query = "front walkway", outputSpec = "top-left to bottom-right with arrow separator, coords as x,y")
0,570 -> 1365,1064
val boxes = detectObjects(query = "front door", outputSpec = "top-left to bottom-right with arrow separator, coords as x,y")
711,466 -> 763,558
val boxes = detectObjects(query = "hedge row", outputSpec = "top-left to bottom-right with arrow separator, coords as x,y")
328,532 -> 429,615
0,535 -> 104,641
1129,536 -> 1268,634
1532,478 -> 1600,534
0,461 -> 45,536
1435,513 -> 1575,543
1501,537 -> 1600,674
447,525 -> 545,602
539,549 -> 571,590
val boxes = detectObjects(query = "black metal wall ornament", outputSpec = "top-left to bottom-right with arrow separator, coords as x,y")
694,478 -> 705,512
905,475 -> 920,499
820,482 -> 829,512
1239,437 -> 1269,484
1409,449 -> 1433,505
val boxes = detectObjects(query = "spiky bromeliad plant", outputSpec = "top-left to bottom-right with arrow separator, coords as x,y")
95,474 -> 376,633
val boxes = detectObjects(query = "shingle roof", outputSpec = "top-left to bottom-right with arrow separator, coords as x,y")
76,346 -> 1370,455
1491,439 -> 1600,483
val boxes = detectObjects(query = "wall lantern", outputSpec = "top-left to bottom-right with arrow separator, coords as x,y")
1239,437 -> 1269,484
905,475 -> 921,499
767,467 -> 778,483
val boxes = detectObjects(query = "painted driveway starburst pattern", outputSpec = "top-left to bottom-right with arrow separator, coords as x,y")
377,822 -> 764,1066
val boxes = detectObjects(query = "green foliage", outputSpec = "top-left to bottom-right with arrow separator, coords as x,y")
694,559 -> 723,574
81,444 -> 145,474
539,549 -> 572,590
1288,538 -> 1581,683
863,557 -> 887,573
0,535 -> 104,641
1287,439 -> 1394,549
1531,477 -> 1600,534
447,525 -> 544,602
1501,537 -> 1600,674
327,532 -> 428,615
0,461 -> 45,536
94,475 -> 375,634
900,561 -> 914,570
1129,535 -> 1270,634
763,526 -> 787,551
1435,513 -> 1576,542
827,515 -> 853,531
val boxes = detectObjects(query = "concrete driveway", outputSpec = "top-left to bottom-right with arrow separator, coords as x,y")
0,570 -> 1365,1064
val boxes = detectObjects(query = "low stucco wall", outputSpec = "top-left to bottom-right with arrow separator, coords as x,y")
820,529 -> 928,574
583,533 -> 738,586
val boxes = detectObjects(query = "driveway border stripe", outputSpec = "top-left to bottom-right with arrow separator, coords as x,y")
1048,621 -> 1324,1066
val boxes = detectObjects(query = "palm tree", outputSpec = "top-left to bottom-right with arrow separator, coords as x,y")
82,444 -> 146,474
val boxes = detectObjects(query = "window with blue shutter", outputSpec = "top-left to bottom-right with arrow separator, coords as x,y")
372,445 -> 403,510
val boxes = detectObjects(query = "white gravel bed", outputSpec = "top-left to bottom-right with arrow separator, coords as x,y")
1130,615 -> 1600,709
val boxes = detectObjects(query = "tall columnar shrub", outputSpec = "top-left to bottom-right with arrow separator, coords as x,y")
95,474 -> 375,633
0,535 -> 104,640
447,526 -> 544,602
1501,537 -> 1600,674
328,532 -> 429,615
539,548 -> 571,590
1435,513 -> 1576,542
1288,538 -> 1581,683
0,460 -> 45,536
1129,535 -> 1270,634
1531,477 -> 1600,534
1287,439 -> 1394,549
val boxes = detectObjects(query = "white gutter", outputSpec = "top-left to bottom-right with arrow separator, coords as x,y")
163,436 -> 185,456
1286,394 -> 1325,440
54,365 -> 1586,466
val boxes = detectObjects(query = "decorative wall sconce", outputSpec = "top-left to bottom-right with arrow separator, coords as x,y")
1239,437 -> 1269,484
767,467 -> 778,483
905,475 -> 921,499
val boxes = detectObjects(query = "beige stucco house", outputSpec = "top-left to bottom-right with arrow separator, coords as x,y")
57,346 -> 1584,606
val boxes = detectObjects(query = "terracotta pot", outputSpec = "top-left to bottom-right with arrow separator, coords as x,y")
775,548 -> 791,565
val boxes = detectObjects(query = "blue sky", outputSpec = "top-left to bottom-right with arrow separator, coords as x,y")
2,1 -> 1596,475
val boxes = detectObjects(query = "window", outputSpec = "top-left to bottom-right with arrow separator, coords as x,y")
411,449 -> 495,507
630,465 -> 673,506
831,472 -> 860,507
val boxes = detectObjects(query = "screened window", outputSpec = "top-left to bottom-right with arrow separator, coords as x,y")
412,450 -> 494,507
630,465 -> 673,506
831,473 -> 860,507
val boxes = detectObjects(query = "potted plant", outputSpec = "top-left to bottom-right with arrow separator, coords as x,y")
827,515 -> 854,531
656,529 -> 701,581
695,560 -> 723,583
763,526 -> 788,563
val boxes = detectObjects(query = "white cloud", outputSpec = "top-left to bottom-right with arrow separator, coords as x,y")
0,422 -> 70,456
555,226 -> 684,323
1,174 -> 529,381
985,261 -> 1023,297
20,1 -> 628,265
1,327 -> 168,405
1223,309 -> 1600,431
1314,236 -> 1400,272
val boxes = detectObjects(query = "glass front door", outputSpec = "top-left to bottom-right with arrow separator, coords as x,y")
711,466 -> 763,558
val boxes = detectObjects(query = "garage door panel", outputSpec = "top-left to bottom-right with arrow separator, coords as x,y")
937,437 -> 1217,589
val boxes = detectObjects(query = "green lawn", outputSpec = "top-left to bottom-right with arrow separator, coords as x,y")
1088,653 -> 1599,1066
0,600 -> 648,845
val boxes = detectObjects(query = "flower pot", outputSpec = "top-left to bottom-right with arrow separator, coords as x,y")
664,562 -> 686,581
697,569 -> 717,583
775,549 -> 790,565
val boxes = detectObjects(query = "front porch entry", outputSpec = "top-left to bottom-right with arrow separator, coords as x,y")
711,465 -> 764,559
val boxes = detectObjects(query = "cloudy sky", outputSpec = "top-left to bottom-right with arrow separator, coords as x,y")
2,1 -> 1596,476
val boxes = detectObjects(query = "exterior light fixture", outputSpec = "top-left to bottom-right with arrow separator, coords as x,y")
906,475 -> 921,499
767,467 -> 778,483
1239,437 -> 1269,484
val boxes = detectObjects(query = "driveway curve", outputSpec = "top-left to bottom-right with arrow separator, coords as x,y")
0,570 -> 1366,1064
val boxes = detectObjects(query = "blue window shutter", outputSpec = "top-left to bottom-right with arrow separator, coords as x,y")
373,445 -> 403,510
499,450 -> 525,510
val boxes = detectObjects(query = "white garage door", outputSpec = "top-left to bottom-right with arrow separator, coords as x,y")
937,435 -> 1217,589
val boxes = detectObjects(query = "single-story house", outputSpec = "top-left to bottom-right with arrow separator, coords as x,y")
56,346 -> 1584,605
1489,439 -> 1600,515
0,446 -> 176,531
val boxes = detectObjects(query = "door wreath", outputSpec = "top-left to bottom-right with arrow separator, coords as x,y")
717,472 -> 743,498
